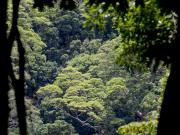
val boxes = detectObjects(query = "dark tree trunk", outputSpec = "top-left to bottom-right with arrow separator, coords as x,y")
158,61 -> 180,134
157,11 -> 180,135
11,0 -> 27,133
0,0 -> 10,134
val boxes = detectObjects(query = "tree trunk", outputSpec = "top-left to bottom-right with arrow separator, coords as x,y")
0,0 -> 10,134
158,61 -> 180,134
157,11 -> 180,135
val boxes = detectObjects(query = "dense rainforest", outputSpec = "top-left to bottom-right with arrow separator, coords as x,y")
2,0 -> 177,134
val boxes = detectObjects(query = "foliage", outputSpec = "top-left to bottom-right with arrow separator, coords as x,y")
36,120 -> 77,135
33,37 -> 164,134
115,0 -> 176,69
118,120 -> 157,135
8,0 -> 168,134
84,0 -> 176,70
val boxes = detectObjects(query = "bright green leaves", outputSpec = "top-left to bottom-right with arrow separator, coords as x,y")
106,77 -> 127,95
54,66 -> 90,91
19,27 -> 46,52
63,78 -> 106,120
36,120 -> 77,135
36,84 -> 63,98
35,66 -> 107,134
118,120 -> 158,135
64,78 -> 105,99
68,53 -> 100,73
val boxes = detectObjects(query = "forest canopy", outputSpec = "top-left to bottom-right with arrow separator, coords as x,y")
0,0 -> 179,135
